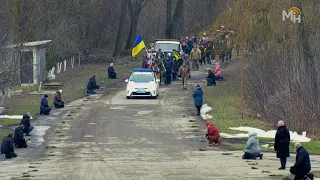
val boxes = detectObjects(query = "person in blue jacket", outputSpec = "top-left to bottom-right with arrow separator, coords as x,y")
108,63 -> 117,79
1,133 -> 17,159
290,143 -> 313,180
40,95 -> 51,115
243,132 -> 263,159
192,85 -> 203,116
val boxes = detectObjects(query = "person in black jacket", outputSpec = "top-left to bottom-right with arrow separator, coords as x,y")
20,114 -> 33,136
87,75 -> 99,94
206,69 -> 216,86
274,120 -> 291,170
40,95 -> 51,115
164,56 -> 174,85
14,124 -> 28,148
1,133 -> 17,159
290,143 -> 313,180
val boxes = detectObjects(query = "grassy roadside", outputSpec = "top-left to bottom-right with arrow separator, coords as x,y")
203,59 -> 320,154
0,61 -> 139,142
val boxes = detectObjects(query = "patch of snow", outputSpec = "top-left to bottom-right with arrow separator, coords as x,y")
221,126 -> 311,142
0,115 -> 33,119
33,126 -> 50,146
200,104 -> 213,119
261,144 -> 269,148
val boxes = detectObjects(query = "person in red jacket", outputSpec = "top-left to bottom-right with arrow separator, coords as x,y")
205,121 -> 221,146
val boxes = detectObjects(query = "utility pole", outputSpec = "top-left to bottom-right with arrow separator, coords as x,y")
240,23 -> 244,120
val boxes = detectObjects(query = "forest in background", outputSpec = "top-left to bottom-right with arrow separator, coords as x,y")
213,0 -> 320,136
0,0 -> 225,100
0,0 -> 225,66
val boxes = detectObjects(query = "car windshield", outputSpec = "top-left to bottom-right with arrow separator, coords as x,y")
130,74 -> 154,82
155,43 -> 180,52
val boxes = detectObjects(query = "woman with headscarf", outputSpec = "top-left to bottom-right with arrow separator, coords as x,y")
243,132 -> 263,159
40,94 -> 51,115
192,85 -> 203,116
205,121 -> 221,146
53,90 -> 64,108
274,120 -> 291,170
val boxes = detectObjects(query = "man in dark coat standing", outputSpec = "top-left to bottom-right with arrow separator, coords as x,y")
192,85 -> 203,116
20,114 -> 33,136
1,133 -> 17,159
40,95 -> 51,115
290,143 -> 313,180
14,124 -> 28,148
274,120 -> 291,170
164,56 -> 174,85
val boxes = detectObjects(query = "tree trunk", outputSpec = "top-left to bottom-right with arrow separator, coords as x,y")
125,1 -> 142,51
295,0 -> 318,103
166,0 -> 172,38
170,0 -> 184,38
113,0 -> 128,57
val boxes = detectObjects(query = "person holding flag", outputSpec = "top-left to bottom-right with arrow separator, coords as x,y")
132,34 -> 146,57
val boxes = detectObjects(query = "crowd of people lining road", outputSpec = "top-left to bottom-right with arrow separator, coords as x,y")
142,26 -> 231,88
0,26 -> 315,179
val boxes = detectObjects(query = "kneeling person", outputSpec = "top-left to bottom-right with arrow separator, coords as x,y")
206,70 -> 216,86
1,133 -> 17,159
54,90 -> 64,108
87,75 -> 100,94
290,143 -> 313,180
205,121 -> 221,146
14,125 -> 28,148
20,114 -> 33,136
40,95 -> 51,115
108,63 -> 117,79
243,132 -> 263,159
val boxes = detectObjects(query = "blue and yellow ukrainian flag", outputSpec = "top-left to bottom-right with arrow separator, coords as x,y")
132,34 -> 146,57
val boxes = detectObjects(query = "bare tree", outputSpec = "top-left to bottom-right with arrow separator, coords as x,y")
124,0 -> 149,51
166,0 -> 172,38
113,0 -> 128,56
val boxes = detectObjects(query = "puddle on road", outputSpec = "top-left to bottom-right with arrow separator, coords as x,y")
137,111 -> 153,115
184,136 -> 207,147
45,117 -> 58,120
33,126 -> 50,146
84,135 -> 94,138
110,106 -> 127,110
52,112 -> 61,116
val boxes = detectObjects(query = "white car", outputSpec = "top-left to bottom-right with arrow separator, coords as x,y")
125,68 -> 160,99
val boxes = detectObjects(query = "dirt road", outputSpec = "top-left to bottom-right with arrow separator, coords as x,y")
1,62 -> 319,180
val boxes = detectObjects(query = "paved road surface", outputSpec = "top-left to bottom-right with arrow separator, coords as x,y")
0,63 -> 319,180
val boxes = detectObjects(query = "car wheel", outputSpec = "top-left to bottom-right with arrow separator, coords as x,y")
126,96 -> 131,99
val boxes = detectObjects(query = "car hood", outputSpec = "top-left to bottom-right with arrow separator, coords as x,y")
129,82 -> 154,88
